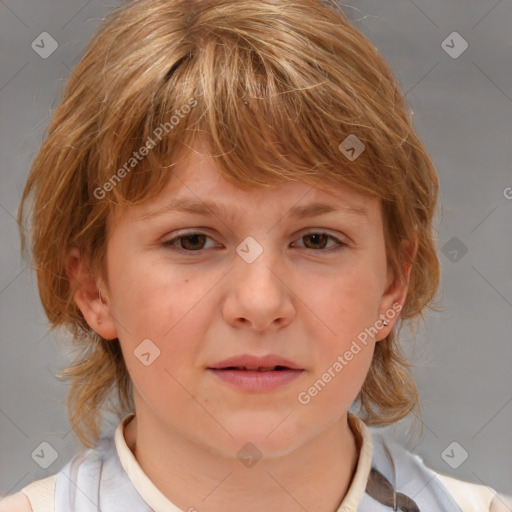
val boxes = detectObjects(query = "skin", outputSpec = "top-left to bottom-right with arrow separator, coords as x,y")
68,138 -> 413,512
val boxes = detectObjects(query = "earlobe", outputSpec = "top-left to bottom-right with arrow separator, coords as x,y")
66,248 -> 118,340
376,239 -> 417,340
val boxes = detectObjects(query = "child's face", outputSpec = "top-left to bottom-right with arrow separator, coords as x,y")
76,139 -> 408,458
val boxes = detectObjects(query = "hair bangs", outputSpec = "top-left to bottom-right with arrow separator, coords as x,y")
96,3 -> 404,211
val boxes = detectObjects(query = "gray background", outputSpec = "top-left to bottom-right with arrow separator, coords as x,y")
1,0 -> 511,499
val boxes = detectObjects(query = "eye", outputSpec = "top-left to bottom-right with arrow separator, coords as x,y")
162,232 -> 217,252
162,230 -> 347,254
292,231 -> 347,252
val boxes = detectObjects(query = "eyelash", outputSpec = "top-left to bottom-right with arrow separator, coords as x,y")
162,231 -> 348,255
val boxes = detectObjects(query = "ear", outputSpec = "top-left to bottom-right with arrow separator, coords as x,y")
375,239 -> 417,341
65,247 -> 118,340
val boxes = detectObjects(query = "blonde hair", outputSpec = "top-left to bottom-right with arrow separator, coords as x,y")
18,0 -> 441,448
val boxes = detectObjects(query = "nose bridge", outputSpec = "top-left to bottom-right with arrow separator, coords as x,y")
233,233 -> 282,284
235,234 -> 269,266
231,233 -> 290,305
239,225 -> 295,272
225,239 -> 293,331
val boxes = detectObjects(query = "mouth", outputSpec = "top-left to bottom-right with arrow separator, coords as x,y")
207,365 -> 304,392
208,353 -> 304,371
219,365 -> 294,372
207,354 -> 305,392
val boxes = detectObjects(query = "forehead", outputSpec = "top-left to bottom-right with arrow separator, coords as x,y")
131,144 -> 379,223
106,134 -> 383,233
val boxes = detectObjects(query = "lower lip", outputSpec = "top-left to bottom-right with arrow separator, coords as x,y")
207,368 -> 304,392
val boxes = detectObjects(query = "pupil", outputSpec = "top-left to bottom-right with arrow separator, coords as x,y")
182,234 -> 205,250
306,233 -> 327,249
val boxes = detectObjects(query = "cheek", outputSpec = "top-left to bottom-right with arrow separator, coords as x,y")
293,340 -> 375,437
108,256 -> 192,332
308,262 -> 384,335
108,258 -> 217,370
297,258 -> 382,397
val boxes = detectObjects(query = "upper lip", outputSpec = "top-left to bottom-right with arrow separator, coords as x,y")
208,354 -> 304,371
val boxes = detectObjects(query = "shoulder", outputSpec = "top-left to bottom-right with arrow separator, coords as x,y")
436,473 -> 512,512
0,436 -> 119,512
369,431 -> 512,512
0,474 -> 57,512
0,492 -> 33,512
404,444 -> 512,512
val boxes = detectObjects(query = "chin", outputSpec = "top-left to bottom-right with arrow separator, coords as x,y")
209,413 -> 312,461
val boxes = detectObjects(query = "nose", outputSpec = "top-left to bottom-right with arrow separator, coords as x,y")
222,240 -> 295,332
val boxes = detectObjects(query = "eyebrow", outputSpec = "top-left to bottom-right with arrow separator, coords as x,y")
139,198 -> 368,221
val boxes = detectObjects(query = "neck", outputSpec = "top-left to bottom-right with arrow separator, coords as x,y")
123,408 -> 360,512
